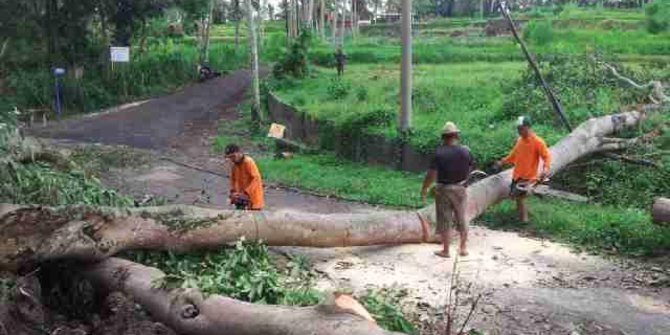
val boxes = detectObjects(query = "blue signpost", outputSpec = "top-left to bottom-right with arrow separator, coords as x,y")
53,67 -> 65,118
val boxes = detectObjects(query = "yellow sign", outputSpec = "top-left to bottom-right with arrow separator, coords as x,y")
267,123 -> 286,139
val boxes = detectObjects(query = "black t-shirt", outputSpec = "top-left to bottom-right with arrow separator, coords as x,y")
430,144 -> 474,184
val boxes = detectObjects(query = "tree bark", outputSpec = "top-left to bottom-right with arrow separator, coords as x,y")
340,0 -> 345,45
245,0 -> 262,128
320,0 -> 326,39
399,0 -> 412,132
308,0 -> 314,29
82,258 -> 403,335
0,205 -> 431,271
203,0 -> 215,63
351,0 -> 356,39
1,105 -> 664,271
652,198 -> 670,225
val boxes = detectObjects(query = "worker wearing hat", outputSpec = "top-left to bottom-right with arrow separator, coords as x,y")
495,116 -> 551,223
421,121 -> 474,258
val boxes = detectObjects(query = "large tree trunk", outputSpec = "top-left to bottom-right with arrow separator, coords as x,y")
245,0 -> 262,128
202,0 -> 215,63
0,205 -> 430,271
340,0 -> 345,45
307,0 -> 314,29
1,106 -> 664,271
652,197 -> 670,225
399,0 -> 412,132
82,258 -> 403,335
320,0 -> 326,39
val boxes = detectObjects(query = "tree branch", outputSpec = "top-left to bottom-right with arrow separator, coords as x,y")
81,258 -> 404,335
599,61 -> 669,103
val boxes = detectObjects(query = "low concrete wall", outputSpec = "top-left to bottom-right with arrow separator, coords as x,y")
267,93 -> 432,172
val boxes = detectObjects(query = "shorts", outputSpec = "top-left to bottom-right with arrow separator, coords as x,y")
434,184 -> 468,233
510,179 -> 532,198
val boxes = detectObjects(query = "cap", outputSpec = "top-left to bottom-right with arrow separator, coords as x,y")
441,121 -> 460,135
516,115 -> 532,127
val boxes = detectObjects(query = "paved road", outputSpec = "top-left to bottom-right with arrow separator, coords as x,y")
28,70 -> 252,149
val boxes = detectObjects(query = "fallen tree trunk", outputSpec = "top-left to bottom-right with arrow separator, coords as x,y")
0,105 -> 665,271
652,197 -> 670,225
0,205 -> 433,271
81,258 -> 402,335
420,104 -> 665,224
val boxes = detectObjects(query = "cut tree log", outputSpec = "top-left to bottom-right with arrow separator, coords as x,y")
0,105 -> 666,271
81,257 -> 403,335
652,197 -> 670,225
0,205 -> 434,271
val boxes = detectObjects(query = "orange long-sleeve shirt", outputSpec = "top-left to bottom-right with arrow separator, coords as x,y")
230,156 -> 264,209
503,133 -> 551,181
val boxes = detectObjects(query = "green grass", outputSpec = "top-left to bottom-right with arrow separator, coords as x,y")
332,6 -> 669,68
480,198 -> 670,257
271,62 -> 558,163
258,154 -> 424,208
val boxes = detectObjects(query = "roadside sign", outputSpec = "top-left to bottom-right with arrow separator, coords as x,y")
110,46 -> 130,62
267,123 -> 286,139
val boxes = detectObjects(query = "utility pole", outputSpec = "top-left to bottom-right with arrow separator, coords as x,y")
399,0 -> 412,132
245,0 -> 262,128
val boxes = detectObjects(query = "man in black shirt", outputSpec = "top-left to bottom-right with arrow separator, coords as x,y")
420,122 -> 474,258
334,47 -> 347,76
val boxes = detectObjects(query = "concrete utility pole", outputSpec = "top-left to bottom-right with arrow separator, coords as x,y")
399,0 -> 412,132
245,0 -> 261,127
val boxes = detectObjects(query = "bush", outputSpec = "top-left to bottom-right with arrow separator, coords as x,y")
272,29 -> 313,79
500,54 -> 647,126
355,86 -> 368,101
646,0 -> 670,34
326,78 -> 350,100
523,20 -> 555,46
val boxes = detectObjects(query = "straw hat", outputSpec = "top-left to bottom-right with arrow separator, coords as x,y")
441,121 -> 460,135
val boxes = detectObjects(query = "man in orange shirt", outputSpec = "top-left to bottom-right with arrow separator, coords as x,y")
225,144 -> 264,210
496,116 -> 551,223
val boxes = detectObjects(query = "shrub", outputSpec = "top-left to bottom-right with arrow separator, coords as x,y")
326,78 -> 350,100
272,29 -> 313,79
355,86 -> 368,101
523,20 -> 555,46
646,0 -> 670,34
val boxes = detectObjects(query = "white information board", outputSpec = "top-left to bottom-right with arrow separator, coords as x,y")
110,46 -> 130,62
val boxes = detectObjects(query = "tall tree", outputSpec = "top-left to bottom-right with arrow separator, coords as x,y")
232,0 -> 242,54
399,0 -> 412,132
320,0 -> 326,39
339,0 -> 345,45
202,0 -> 215,62
245,0 -> 261,128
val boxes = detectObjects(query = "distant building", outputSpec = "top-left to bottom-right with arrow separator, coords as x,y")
374,13 -> 401,23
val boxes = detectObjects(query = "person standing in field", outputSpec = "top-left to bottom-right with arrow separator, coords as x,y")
495,116 -> 551,223
421,122 -> 474,258
334,47 -> 347,76
225,144 -> 264,210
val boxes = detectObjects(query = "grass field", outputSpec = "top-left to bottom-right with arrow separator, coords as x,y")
273,62 -> 564,162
